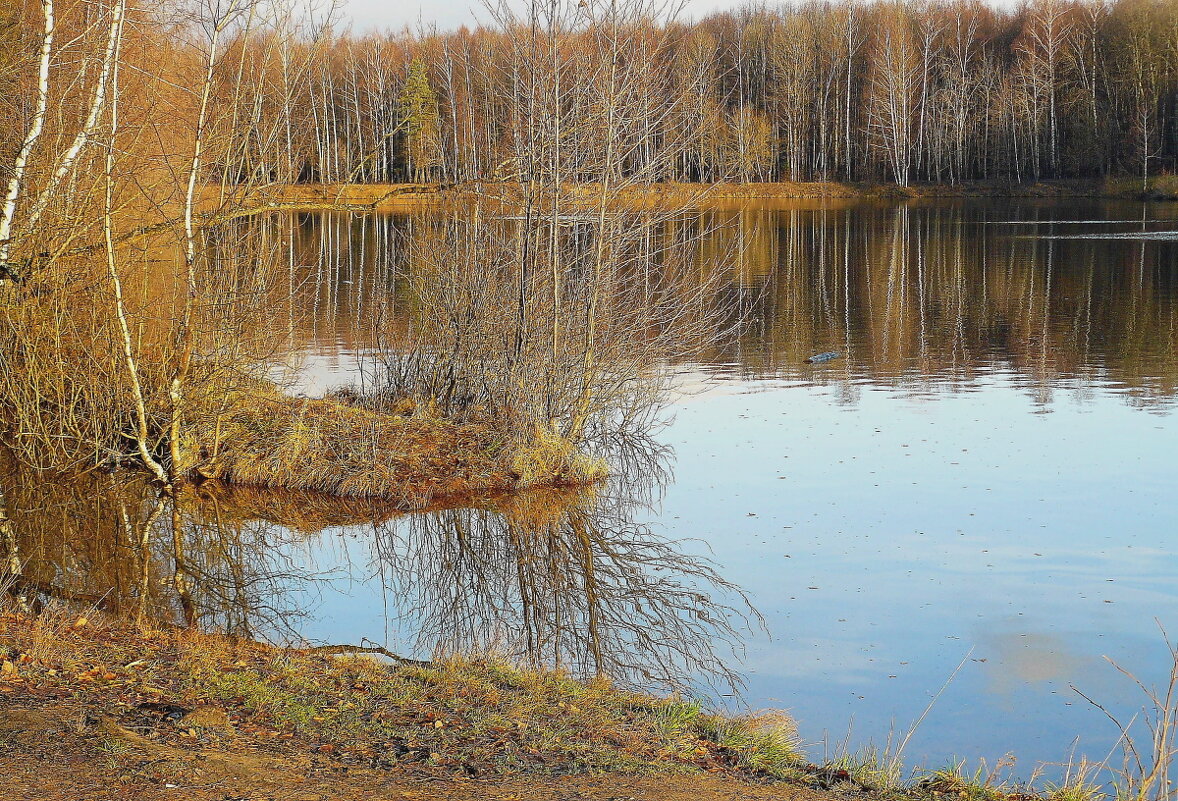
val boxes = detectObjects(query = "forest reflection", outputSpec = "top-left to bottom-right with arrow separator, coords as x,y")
274,202 -> 1178,408
2,431 -> 755,691
16,200 -> 1170,692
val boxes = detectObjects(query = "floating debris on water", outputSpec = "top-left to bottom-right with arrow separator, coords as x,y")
805,352 -> 841,364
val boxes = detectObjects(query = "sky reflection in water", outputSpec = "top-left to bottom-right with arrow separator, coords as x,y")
665,369 -> 1174,772
283,199 -> 1178,777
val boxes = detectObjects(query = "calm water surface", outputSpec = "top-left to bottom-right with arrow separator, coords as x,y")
280,198 -> 1178,777
10,199 -> 1173,778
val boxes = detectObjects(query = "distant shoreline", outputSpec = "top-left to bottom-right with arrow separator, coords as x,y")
230,177 -> 1178,213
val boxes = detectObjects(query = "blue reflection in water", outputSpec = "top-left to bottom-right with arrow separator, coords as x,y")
286,199 -> 1178,780
661,372 -> 1176,774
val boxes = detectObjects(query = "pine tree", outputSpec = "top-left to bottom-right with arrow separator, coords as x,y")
397,59 -> 442,183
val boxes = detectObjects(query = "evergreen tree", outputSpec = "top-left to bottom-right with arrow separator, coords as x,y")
397,59 -> 442,183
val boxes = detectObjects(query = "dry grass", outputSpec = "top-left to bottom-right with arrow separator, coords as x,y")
223,179 -> 1122,217
509,424 -> 609,490
221,183 -> 450,213
189,386 -> 605,507
1101,175 -> 1178,199
0,610 -> 803,779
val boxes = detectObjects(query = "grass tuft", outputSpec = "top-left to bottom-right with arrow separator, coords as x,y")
1045,778 -> 1107,801
916,762 -> 1016,801
696,710 -> 802,777
191,384 -> 604,506
509,423 -> 609,489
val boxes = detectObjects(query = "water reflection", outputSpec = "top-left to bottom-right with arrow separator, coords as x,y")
7,199 -> 1178,775
2,465 -> 313,635
704,203 -> 1178,409
270,201 -> 1178,408
3,433 -> 755,691
243,199 -> 1178,774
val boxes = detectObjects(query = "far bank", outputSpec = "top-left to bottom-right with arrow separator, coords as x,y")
227,176 -> 1178,215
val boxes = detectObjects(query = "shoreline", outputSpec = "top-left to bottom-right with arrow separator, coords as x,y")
0,610 -> 1106,801
227,177 -> 1178,214
0,611 -> 811,800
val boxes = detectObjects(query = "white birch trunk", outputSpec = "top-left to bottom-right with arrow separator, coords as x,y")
0,0 -> 55,277
20,1 -> 126,244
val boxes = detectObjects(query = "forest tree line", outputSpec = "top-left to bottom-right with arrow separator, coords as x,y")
3,0 -> 1178,200
207,0 -> 1178,188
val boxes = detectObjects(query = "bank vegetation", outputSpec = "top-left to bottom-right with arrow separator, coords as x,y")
0,0 -> 738,616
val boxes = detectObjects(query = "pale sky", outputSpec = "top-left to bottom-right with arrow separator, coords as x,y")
340,0 -> 1022,33
338,0 -> 766,33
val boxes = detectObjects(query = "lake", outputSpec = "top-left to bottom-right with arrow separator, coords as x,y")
11,197 -> 1178,781
279,197 -> 1178,778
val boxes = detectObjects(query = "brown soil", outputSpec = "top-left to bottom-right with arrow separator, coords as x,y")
0,701 -> 838,801
0,613 -> 849,801
0,691 -> 846,801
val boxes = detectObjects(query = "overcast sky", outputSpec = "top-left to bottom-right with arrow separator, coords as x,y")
338,0 -> 773,33
339,0 -> 1026,33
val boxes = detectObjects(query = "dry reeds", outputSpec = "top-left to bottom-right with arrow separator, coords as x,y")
192,385 -> 606,506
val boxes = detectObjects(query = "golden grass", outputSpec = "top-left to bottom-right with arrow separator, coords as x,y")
1101,174 -> 1178,199
223,182 -> 448,212
190,387 -> 606,507
220,179 -> 1121,217
509,423 -> 608,490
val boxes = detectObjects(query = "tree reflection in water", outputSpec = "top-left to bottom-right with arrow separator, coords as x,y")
2,432 -> 759,693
